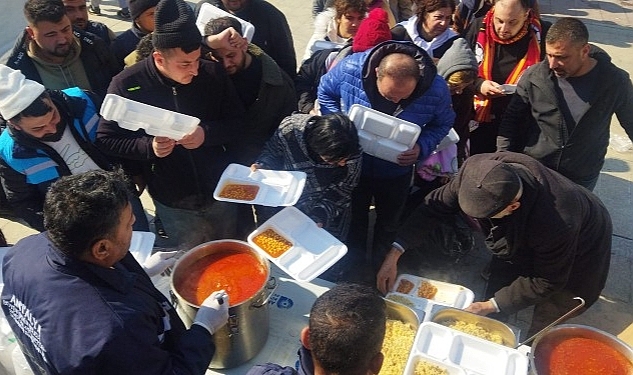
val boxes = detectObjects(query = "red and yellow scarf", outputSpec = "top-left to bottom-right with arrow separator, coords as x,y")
474,8 -> 542,122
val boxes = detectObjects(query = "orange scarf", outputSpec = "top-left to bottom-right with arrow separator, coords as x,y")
474,8 -> 542,123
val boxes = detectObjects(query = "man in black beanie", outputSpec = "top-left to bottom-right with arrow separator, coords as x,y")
97,0 -> 246,249
377,152 -> 612,338
110,0 -> 160,66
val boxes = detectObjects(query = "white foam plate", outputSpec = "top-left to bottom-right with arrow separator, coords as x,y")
214,164 -> 306,207
408,322 -> 528,375
348,104 -> 421,163
387,274 -> 474,322
311,40 -> 345,54
435,128 -> 460,152
129,231 -> 155,265
247,206 -> 347,282
500,84 -> 517,94
100,94 -> 199,140
196,2 -> 255,42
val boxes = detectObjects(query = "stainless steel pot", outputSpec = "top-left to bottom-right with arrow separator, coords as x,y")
170,240 -> 277,369
529,324 -> 633,375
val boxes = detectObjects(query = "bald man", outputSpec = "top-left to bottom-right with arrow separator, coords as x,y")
318,41 -> 455,282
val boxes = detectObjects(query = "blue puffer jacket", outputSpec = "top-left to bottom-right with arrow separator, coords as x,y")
318,41 -> 455,179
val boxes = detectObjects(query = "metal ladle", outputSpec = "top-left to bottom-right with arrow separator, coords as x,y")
514,296 -> 586,348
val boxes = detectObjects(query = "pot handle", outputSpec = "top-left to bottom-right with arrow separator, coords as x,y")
251,277 -> 277,308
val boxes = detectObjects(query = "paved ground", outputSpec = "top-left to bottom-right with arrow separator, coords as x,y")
1,0 -> 632,344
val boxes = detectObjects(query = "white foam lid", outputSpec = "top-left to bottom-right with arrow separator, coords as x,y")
196,3 -> 255,42
213,164 -> 307,207
100,94 -> 199,141
407,322 -> 528,375
347,104 -> 421,163
247,206 -> 347,282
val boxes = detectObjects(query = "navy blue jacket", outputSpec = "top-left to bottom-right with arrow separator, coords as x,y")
110,23 -> 147,67
246,346 -> 314,375
1,233 -> 214,374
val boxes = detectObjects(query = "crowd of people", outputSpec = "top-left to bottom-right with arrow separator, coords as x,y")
0,0 -> 631,373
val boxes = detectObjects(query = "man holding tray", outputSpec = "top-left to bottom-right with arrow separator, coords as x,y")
97,0 -> 246,248
377,152 -> 612,337
318,40 -> 455,281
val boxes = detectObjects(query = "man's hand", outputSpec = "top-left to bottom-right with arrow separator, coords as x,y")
194,290 -> 230,335
376,247 -> 403,294
152,136 -> 176,157
250,162 -> 263,172
479,80 -> 506,98
464,300 -> 497,316
177,126 -> 205,150
397,143 -> 421,166
142,251 -> 178,277
204,27 -> 247,50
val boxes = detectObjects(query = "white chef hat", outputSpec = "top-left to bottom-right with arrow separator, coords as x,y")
0,65 -> 46,120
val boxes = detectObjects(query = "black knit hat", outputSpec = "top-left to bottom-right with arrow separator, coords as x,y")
152,0 -> 201,50
129,0 -> 159,20
458,159 -> 521,218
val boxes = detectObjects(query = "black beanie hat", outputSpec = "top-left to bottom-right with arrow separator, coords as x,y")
152,0 -> 201,50
129,0 -> 159,20
458,159 -> 521,218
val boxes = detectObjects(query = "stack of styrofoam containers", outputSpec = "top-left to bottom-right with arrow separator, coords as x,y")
348,104 -> 421,163
195,3 -> 255,42
100,94 -> 200,141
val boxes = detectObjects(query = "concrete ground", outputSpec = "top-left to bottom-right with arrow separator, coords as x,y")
1,0 -> 632,344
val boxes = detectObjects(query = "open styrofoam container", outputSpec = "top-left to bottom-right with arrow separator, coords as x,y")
214,164 -> 306,207
348,104 -> 421,163
247,206 -> 347,282
435,128 -> 460,152
100,94 -> 199,140
407,322 -> 528,375
129,231 -> 155,265
196,2 -> 255,42
386,274 -> 474,322
404,352 -> 466,375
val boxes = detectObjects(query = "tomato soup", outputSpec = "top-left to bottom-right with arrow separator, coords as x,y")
543,337 -> 633,375
178,249 -> 267,306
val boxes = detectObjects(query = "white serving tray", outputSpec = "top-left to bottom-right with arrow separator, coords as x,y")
129,231 -> 156,265
196,2 -> 255,42
348,104 -> 421,163
407,322 -> 528,375
214,164 -> 306,207
387,274 -> 474,322
100,94 -> 199,141
247,206 -> 347,282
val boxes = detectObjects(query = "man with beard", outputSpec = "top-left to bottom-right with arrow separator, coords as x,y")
62,0 -> 116,46
497,17 -> 633,191
2,0 -> 120,99
195,0 -> 297,79
0,65 -> 149,233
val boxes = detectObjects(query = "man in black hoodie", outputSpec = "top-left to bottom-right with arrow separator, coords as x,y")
497,17 -> 633,190
97,0 -> 246,248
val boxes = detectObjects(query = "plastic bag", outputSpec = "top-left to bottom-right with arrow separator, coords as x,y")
609,134 -> 633,153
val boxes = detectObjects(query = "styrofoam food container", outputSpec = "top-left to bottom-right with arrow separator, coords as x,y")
404,352 -> 466,375
196,2 -> 255,42
247,206 -> 347,282
435,128 -> 460,152
500,84 -> 517,94
100,94 -> 199,140
310,40 -> 345,54
129,231 -> 156,265
387,274 -> 474,322
407,322 -> 528,375
214,164 -> 306,207
348,104 -> 421,163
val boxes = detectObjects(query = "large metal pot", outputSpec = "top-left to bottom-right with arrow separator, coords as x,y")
170,240 -> 276,369
529,324 -> 633,375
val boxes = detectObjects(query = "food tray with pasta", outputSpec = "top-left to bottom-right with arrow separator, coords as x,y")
247,206 -> 347,282
386,274 -> 475,322
406,322 -> 528,375
213,164 -> 306,206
